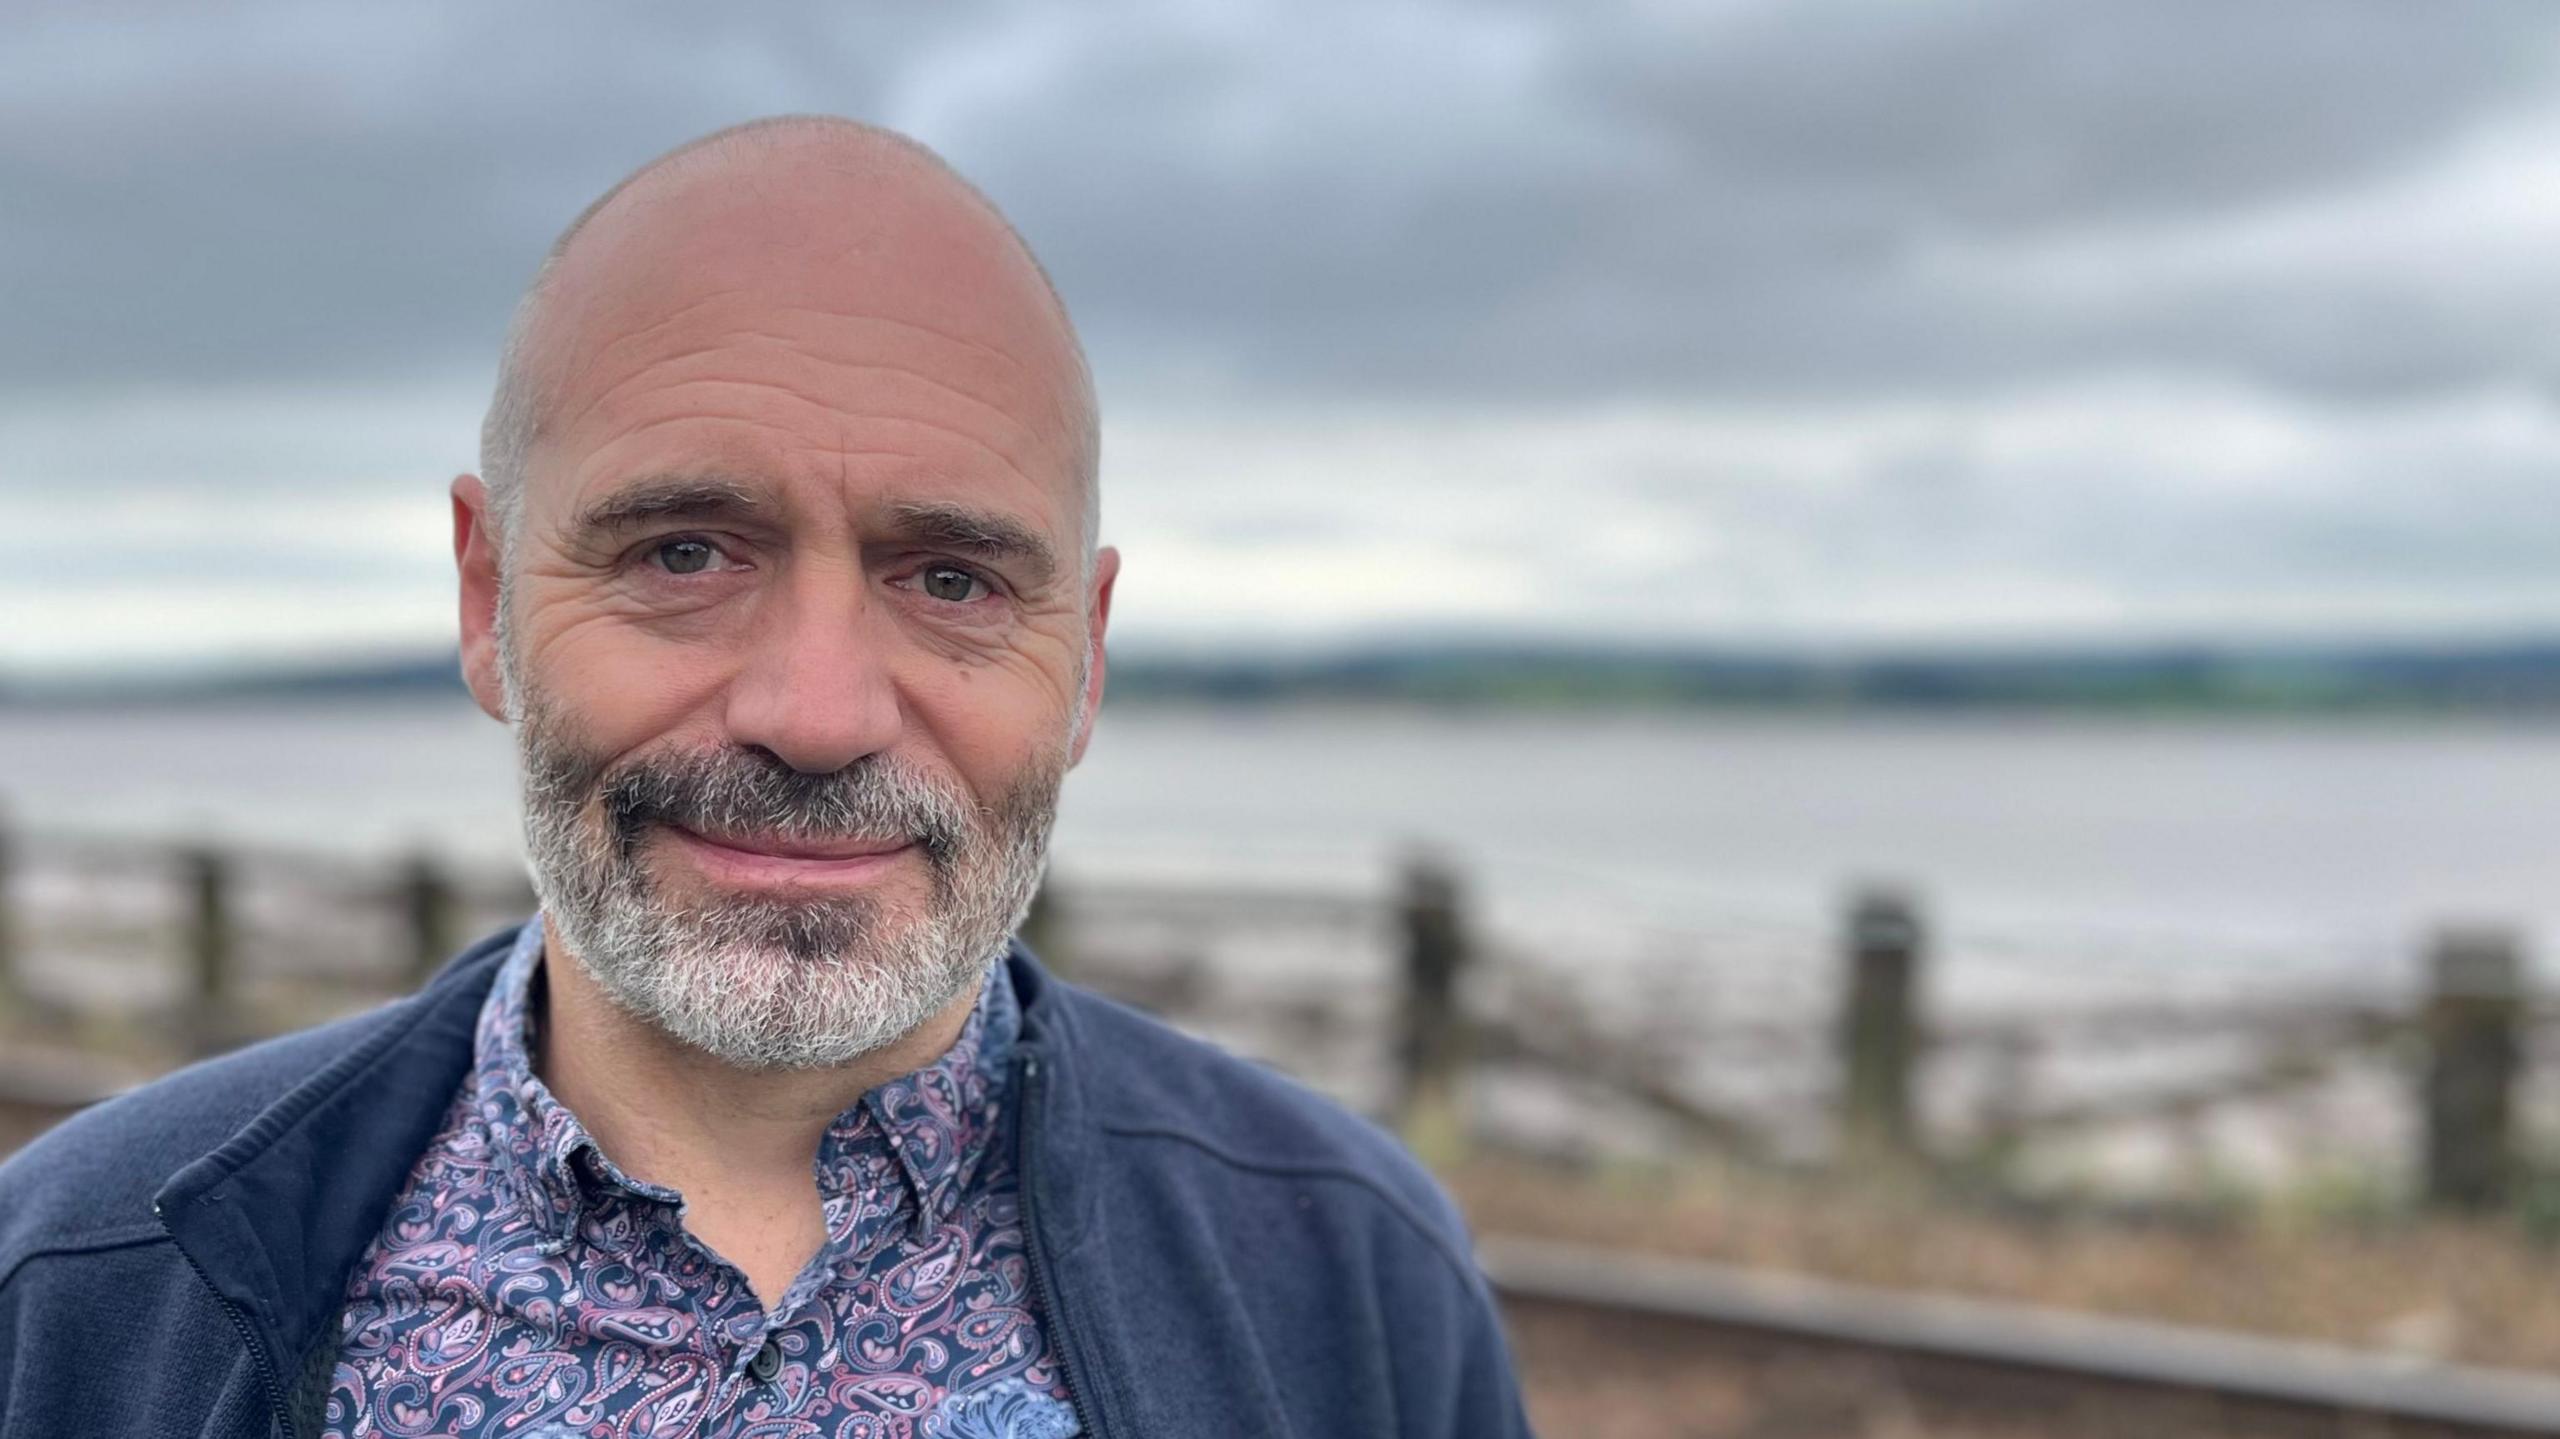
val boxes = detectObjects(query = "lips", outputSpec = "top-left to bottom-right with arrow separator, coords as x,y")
669,826 -> 911,860
654,824 -> 920,891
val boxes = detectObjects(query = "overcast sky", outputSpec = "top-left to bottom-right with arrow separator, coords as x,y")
9,0 -> 2560,673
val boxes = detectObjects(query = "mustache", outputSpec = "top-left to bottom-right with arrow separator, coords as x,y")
569,745 -> 974,872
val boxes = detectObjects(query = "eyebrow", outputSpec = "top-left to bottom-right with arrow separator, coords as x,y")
564,479 -> 1061,586
567,476 -> 770,544
883,500 -> 1060,587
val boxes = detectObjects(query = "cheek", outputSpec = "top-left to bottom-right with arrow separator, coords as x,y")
520,601 -> 734,757
900,662 -> 1079,789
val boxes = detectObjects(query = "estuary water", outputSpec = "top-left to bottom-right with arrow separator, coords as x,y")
2,697 -> 2555,992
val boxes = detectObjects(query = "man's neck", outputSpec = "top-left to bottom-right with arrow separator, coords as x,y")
530,918 -> 982,1306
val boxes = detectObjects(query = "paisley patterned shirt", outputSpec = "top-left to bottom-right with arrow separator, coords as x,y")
323,919 -> 1079,1439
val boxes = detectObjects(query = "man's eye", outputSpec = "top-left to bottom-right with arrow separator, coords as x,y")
651,538 -> 723,575
919,565 -> 988,603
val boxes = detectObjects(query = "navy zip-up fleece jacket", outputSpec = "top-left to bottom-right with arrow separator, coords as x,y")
0,922 -> 1533,1438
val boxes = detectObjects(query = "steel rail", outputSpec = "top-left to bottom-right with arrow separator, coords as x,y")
1480,1235 -> 2560,1435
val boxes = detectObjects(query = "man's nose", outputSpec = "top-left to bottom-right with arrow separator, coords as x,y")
720,561 -> 903,773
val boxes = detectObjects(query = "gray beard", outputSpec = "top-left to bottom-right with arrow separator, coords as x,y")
505,669 -> 1062,1072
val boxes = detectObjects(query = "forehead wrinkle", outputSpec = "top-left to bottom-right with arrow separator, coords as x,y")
524,284 -> 752,445
533,287 -> 1058,425
559,406 -> 1067,543
554,305 -> 1050,434
545,338 -> 1055,503
562,410 -> 861,476
576,377 -> 1050,508
664,351 -> 1047,462
561,285 -> 760,380
552,358 -> 1049,481
551,361 -> 1043,489
780,307 -> 1045,383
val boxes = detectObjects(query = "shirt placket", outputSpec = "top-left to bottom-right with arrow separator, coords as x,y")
567,1169 -> 775,1437
695,1168 -> 912,1433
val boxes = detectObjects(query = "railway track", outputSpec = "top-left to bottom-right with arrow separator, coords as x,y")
1482,1236 -> 2560,1437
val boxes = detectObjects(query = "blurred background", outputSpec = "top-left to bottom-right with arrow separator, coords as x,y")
7,2 -> 2560,1434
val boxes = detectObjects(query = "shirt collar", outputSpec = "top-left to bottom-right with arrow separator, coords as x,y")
471,914 -> 1018,1251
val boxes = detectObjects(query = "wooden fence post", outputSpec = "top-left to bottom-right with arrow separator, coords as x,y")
400,850 -> 458,987
181,845 -> 236,1055
1839,885 -> 1924,1169
1396,853 -> 1472,1163
2422,926 -> 2523,1212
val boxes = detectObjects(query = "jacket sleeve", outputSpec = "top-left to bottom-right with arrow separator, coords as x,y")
1387,1170 -> 1538,1438
1444,1255 -> 1539,1437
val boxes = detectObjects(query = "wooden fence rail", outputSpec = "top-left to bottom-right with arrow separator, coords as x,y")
0,819 -> 2543,1210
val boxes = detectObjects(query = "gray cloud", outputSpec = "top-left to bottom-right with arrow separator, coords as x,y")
1589,1 -> 2556,230
6,0 -> 2558,403
10,0 -> 2560,665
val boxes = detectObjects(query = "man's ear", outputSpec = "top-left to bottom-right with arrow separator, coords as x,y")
452,474 -> 511,723
1068,545 -> 1119,768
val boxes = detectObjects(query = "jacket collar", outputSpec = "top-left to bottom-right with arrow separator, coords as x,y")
152,920 -> 1071,1429
999,933 -> 1099,1250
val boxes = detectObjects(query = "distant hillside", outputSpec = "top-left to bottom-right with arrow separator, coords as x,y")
1105,640 -> 2560,713
8,640 -> 2560,713
0,654 -> 468,707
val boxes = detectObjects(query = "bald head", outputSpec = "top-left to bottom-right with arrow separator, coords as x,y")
479,116 -> 1100,566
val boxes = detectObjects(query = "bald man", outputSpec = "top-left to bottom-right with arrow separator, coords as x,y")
0,119 -> 1531,1438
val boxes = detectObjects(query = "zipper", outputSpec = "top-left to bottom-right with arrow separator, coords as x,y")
156,1198 -> 295,1438
1015,1054 -> 1105,1439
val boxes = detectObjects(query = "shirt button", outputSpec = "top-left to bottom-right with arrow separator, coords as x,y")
748,1338 -> 785,1384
